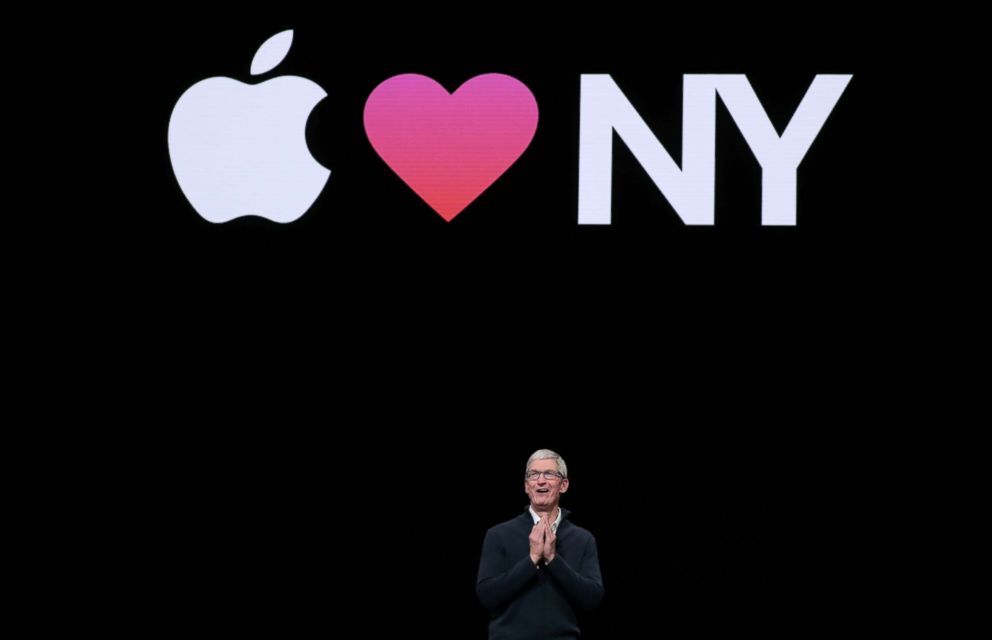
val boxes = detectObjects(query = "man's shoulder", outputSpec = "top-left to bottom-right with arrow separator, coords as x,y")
562,519 -> 597,541
486,511 -> 531,535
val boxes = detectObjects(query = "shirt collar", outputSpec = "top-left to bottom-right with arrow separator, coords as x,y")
529,505 -> 562,533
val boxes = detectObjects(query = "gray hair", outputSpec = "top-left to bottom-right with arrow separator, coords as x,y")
526,449 -> 568,478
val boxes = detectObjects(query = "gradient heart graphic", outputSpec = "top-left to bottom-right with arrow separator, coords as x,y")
364,73 -> 539,221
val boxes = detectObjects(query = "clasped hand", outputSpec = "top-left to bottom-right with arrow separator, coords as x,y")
529,514 -> 556,565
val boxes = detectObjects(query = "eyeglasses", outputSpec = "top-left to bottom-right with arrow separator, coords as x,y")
526,470 -> 564,481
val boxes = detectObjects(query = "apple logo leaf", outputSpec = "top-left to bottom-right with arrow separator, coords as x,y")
251,30 -> 294,76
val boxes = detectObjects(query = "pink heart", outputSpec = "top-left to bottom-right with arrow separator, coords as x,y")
364,73 -> 539,221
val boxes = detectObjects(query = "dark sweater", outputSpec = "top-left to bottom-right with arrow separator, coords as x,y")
477,508 -> 604,640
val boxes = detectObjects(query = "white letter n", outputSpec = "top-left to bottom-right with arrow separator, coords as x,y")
578,74 -> 716,226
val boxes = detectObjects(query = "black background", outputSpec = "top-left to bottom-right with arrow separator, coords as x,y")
71,5 -> 910,638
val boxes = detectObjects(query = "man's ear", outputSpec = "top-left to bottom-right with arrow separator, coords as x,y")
560,478 -> 569,493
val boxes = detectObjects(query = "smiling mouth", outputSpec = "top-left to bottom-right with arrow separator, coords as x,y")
536,488 -> 550,494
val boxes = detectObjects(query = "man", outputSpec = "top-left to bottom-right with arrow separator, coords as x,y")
477,449 -> 604,640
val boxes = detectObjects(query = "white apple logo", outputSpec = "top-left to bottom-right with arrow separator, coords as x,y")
168,30 -> 330,223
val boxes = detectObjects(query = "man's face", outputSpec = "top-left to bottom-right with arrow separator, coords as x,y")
524,458 -> 569,510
